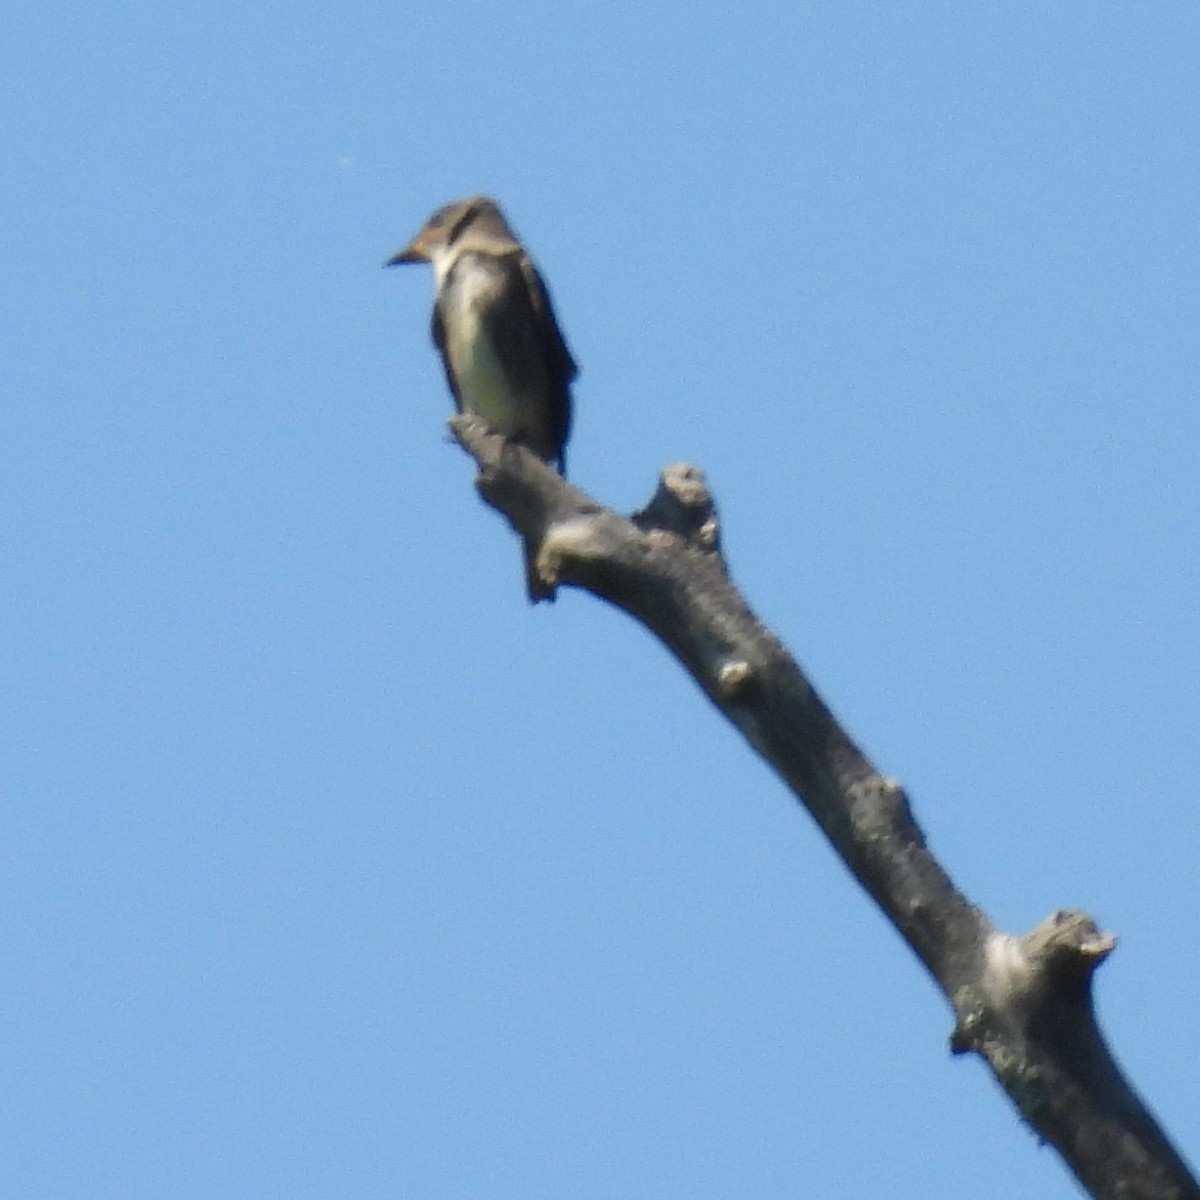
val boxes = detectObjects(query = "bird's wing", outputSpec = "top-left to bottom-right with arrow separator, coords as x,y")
517,255 -> 576,470
518,256 -> 579,388
430,299 -> 464,414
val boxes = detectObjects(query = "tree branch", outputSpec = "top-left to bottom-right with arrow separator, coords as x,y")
449,415 -> 1199,1200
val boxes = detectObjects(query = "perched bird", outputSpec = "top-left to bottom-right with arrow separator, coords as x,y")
386,196 -> 577,474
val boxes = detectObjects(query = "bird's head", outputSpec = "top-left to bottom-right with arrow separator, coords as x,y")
385,195 -> 518,271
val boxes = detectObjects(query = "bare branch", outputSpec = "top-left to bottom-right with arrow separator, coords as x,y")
449,415 -> 1199,1200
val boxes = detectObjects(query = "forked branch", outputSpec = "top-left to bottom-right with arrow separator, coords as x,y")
449,415 -> 1198,1200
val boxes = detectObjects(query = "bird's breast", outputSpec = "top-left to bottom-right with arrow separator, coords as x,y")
439,258 -> 529,433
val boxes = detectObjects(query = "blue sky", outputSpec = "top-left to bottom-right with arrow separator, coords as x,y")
4,4 -> 1198,1197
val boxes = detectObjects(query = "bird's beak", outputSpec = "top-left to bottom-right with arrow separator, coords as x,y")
384,238 -> 428,267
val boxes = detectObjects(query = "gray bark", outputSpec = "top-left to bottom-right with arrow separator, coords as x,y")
449,415 -> 1199,1200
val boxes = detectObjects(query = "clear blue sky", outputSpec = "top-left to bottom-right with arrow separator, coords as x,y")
4,4 -> 1198,1197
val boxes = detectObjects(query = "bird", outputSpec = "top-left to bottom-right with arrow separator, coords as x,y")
385,196 -> 577,474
